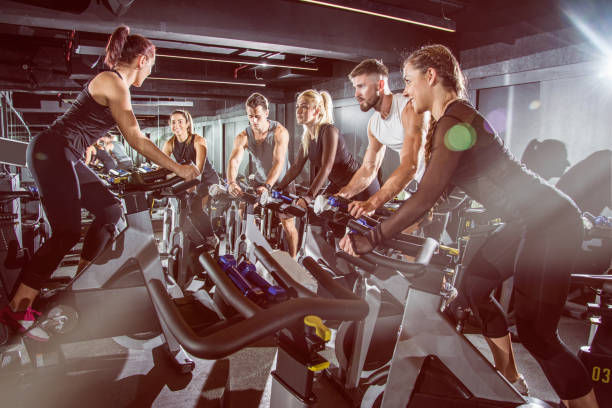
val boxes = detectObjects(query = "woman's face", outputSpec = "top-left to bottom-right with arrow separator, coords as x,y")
402,62 -> 431,114
133,55 -> 155,87
170,113 -> 188,138
295,96 -> 318,126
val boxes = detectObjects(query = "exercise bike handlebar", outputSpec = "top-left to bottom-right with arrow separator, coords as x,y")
170,178 -> 201,195
124,174 -> 185,192
301,257 -> 363,301
338,237 -> 439,279
136,167 -> 172,183
253,244 -> 316,298
145,251 -> 369,360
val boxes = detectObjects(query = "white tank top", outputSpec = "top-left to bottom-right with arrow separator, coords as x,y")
368,93 -> 408,153
368,93 -> 428,183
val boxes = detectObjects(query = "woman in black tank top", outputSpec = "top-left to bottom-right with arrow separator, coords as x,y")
162,110 -> 219,239
277,89 -> 379,206
162,110 -> 219,203
1,26 -> 199,342
340,45 -> 597,407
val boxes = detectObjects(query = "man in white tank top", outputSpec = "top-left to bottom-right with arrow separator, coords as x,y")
336,59 -> 428,218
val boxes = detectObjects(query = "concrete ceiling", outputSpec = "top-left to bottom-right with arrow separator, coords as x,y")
0,0 -> 608,130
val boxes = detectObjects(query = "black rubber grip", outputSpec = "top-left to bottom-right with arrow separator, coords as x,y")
171,178 -> 200,195
347,219 -> 370,234
125,175 -> 184,192
361,252 -> 427,277
148,278 -> 368,360
302,257 -> 361,300
360,238 -> 438,277
139,167 -> 172,183
285,204 -> 306,218
335,251 -> 377,272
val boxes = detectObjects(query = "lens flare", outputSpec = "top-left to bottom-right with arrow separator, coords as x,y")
444,123 -> 477,151
529,100 -> 541,110
484,108 -> 507,134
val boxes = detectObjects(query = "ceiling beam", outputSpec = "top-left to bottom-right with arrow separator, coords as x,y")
0,0 -> 451,64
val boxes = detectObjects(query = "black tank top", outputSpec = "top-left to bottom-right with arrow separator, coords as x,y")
171,135 -> 217,181
444,100 -> 579,224
45,70 -> 121,159
308,124 -> 359,187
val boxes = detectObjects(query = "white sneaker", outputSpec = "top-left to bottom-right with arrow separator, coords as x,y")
511,374 -> 529,396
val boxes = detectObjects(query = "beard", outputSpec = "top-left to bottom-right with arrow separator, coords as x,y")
358,94 -> 379,112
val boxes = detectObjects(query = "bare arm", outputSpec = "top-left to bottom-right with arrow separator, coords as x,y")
363,105 -> 425,209
84,145 -> 95,166
337,122 -> 385,198
192,134 -> 207,173
93,72 -> 197,180
162,139 -> 173,157
307,125 -> 338,198
265,125 -> 290,187
340,116 -> 463,255
227,131 -> 248,185
277,144 -> 308,190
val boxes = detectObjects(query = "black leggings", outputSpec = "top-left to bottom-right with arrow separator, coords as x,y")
463,218 -> 591,400
21,133 -> 122,290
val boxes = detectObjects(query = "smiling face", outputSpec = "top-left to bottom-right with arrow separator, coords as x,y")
295,96 -> 318,126
401,62 -> 432,114
170,112 -> 189,139
350,73 -> 381,112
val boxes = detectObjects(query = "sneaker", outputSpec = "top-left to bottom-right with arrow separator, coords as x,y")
510,373 -> 529,396
0,305 -> 50,342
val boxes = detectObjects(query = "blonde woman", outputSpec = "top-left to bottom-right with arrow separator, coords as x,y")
277,89 -> 379,207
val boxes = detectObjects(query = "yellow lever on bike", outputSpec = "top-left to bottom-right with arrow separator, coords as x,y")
304,315 -> 331,341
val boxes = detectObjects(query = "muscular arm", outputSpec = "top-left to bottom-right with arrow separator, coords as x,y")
162,139 -> 173,157
193,135 -> 208,173
277,145 -> 308,190
84,145 -> 95,166
345,116 -> 465,254
100,73 -> 187,176
227,131 -> 247,184
266,125 -> 290,187
364,105 -> 425,208
337,123 -> 385,198
307,125 -> 338,198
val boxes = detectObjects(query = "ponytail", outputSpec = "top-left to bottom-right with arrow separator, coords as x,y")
298,89 -> 335,155
424,115 -> 437,166
319,91 -> 334,125
104,25 -> 155,69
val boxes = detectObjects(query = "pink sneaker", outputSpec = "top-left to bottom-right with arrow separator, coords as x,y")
0,305 -> 49,342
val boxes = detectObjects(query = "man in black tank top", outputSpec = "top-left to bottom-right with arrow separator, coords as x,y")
226,93 -> 298,258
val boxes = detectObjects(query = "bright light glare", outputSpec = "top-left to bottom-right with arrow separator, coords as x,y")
563,7 -> 612,77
